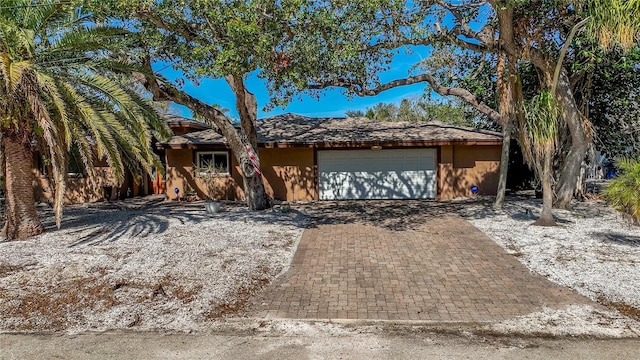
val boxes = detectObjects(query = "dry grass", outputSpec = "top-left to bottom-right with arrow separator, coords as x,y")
1,277 -> 118,331
0,263 -> 31,277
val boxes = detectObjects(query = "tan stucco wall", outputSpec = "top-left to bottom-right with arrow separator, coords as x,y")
165,147 -> 316,202
438,145 -> 501,200
259,148 -> 316,201
165,149 -> 196,200
165,149 -> 242,201
35,167 -> 121,204
166,145 -> 499,202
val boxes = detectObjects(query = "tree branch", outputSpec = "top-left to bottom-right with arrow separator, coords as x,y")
134,58 -> 246,155
437,0 -> 495,47
225,74 -> 259,149
309,73 -> 502,122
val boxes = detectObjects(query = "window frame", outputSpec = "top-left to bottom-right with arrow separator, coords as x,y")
195,151 -> 230,175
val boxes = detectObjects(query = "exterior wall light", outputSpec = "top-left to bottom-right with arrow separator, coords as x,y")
371,145 -> 382,150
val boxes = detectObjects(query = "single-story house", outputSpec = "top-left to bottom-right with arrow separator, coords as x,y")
158,113 -> 503,201
32,114 -> 207,204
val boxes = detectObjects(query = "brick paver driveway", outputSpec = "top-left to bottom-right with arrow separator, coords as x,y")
250,201 -> 593,322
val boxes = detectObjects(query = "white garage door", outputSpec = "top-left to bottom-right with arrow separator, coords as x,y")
318,149 -> 437,200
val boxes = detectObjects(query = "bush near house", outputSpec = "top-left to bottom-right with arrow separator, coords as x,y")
604,158 -> 640,225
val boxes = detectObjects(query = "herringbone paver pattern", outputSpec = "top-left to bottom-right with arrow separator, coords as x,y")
251,216 -> 593,321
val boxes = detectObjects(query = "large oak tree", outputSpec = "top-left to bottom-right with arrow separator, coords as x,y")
93,0 -> 334,210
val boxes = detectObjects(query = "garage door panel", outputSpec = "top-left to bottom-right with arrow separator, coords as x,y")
318,149 -> 437,200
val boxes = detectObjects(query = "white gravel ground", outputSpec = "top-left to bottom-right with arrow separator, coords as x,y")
488,305 -> 640,338
466,198 -> 640,309
2,196 -> 640,337
0,200 -> 307,333
463,197 -> 640,336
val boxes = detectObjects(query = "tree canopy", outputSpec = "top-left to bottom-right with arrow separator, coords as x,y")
265,0 -> 639,211
90,0 -> 639,217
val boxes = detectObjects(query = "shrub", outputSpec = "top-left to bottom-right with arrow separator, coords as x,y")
604,158 -> 640,225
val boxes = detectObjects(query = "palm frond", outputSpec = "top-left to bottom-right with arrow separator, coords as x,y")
21,73 -> 66,228
35,72 -> 72,147
581,0 -> 640,50
520,90 -> 561,176
42,26 -> 129,58
69,122 -> 97,183
8,60 -> 31,92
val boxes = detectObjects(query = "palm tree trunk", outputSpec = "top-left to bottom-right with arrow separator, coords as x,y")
533,152 -> 557,226
3,135 -> 44,240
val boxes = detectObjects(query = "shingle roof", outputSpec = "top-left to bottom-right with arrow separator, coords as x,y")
163,114 -> 210,130
160,113 -> 502,148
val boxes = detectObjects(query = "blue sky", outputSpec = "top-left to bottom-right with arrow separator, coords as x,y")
154,46 -> 434,120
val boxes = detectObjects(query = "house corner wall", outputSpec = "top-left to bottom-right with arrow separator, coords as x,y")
438,145 -> 501,200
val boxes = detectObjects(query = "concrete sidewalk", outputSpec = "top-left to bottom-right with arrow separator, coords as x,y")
3,331 -> 640,360
250,216 -> 593,322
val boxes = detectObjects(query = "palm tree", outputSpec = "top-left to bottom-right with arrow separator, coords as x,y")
520,90 -> 561,226
580,0 -> 640,51
0,1 -> 170,240
514,0 -> 640,219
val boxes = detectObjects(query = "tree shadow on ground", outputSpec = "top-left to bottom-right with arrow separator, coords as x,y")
500,196 -> 609,225
202,205 -> 310,229
590,232 -> 640,247
297,197 -> 498,231
38,199 -> 211,246
33,194 -> 614,244
37,198 -> 311,246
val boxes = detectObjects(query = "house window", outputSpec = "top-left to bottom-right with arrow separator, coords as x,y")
37,154 -> 49,177
36,149 -> 84,177
196,151 -> 229,174
67,146 -> 85,177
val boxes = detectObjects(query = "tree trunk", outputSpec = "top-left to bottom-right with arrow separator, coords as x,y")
494,117 -> 512,210
554,71 -> 590,209
3,135 -> 44,240
137,67 -> 271,211
226,75 -> 271,211
242,173 -> 269,211
533,152 -> 557,226
493,3 -> 589,210
227,138 -> 270,211
494,53 -> 513,210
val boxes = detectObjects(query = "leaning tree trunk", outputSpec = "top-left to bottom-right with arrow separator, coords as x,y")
226,74 -> 270,211
137,64 -> 271,211
533,152 -> 557,226
553,71 -> 590,209
3,135 -> 44,240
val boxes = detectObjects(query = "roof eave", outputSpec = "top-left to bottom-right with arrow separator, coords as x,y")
158,138 -> 502,150
261,139 -> 502,148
